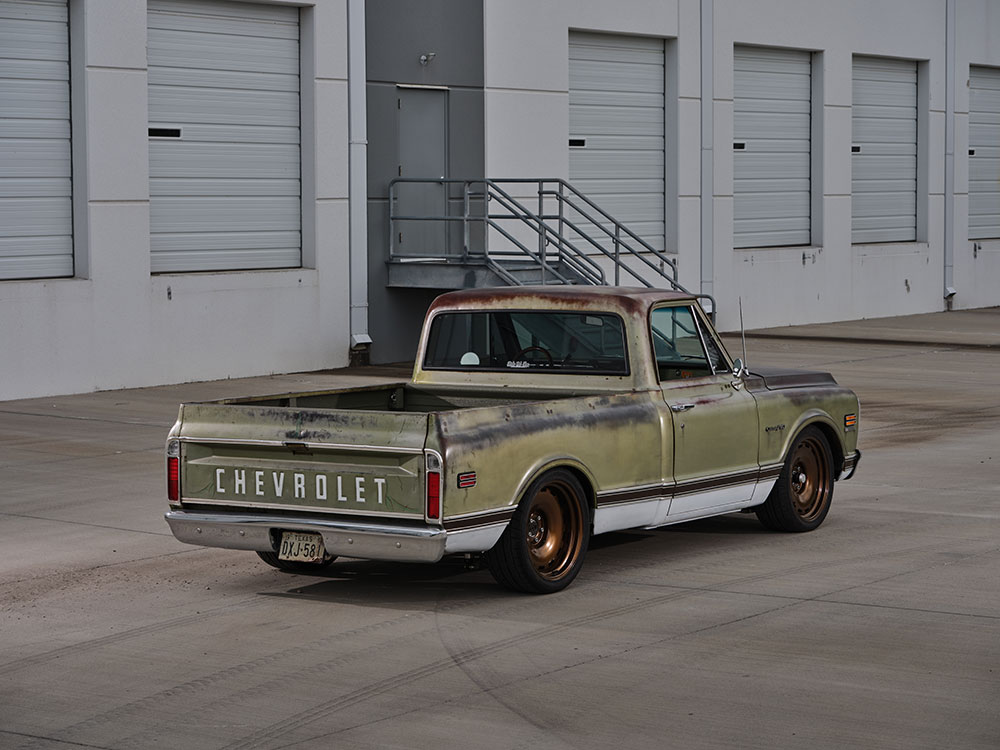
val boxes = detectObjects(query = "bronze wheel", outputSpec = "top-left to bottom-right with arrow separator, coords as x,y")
486,469 -> 590,593
756,426 -> 834,532
525,480 -> 586,581
787,434 -> 831,522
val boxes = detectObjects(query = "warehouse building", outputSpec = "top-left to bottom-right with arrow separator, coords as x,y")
1,0 -> 998,400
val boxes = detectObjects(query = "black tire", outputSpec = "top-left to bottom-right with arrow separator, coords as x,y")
485,469 -> 590,594
256,550 -> 337,573
756,425 -> 834,532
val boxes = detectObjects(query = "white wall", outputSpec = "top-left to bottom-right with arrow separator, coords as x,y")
710,0 -> 946,331
480,0 -> 1000,332
0,0 -> 352,401
5,0 -> 998,401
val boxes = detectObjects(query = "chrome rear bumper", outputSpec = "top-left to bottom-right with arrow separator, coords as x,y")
164,510 -> 447,563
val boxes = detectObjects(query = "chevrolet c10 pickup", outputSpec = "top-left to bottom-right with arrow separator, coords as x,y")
165,287 -> 861,593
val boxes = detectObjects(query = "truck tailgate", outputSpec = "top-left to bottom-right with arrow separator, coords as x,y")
176,403 -> 429,519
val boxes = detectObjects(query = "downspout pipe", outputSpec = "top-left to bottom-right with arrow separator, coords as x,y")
348,0 -> 372,350
944,0 -> 957,308
700,0 -> 715,308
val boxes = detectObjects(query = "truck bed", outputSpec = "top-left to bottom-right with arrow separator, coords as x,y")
171,383 -> 610,523
213,382 -> 597,413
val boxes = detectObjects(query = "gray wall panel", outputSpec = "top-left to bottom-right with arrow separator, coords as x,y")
365,2 -> 485,364
0,0 -> 73,280
366,0 -> 483,87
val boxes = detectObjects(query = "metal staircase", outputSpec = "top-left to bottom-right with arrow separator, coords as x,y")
387,178 -> 713,310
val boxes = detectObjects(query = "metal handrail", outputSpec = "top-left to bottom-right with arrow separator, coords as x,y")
388,178 -> 605,284
483,184 -> 605,284
387,177 -> 717,314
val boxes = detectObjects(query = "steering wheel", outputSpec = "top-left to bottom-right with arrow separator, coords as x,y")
516,346 -> 553,365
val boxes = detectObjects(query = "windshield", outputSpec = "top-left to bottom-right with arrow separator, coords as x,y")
424,310 -> 629,375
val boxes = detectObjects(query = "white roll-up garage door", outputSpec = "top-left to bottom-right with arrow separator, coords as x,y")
0,0 -> 72,280
148,0 -> 301,273
569,32 -> 665,253
851,56 -> 917,244
733,46 -> 812,249
969,66 -> 1000,240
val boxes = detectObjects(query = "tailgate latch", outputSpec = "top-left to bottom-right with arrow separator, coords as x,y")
283,441 -> 312,455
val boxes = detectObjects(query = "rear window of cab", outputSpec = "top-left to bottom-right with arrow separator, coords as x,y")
424,310 -> 629,375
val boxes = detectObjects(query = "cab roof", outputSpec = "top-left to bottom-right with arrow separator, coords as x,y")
427,286 -> 695,317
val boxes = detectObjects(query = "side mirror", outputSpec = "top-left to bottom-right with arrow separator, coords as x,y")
732,358 -> 748,378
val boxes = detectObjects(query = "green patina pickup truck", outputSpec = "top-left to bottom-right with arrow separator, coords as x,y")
165,287 -> 860,593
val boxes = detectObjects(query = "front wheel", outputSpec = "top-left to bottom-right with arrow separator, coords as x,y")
756,426 -> 834,532
486,469 -> 590,594
256,550 -> 337,573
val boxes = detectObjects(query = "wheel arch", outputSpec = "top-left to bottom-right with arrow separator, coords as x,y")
807,419 -> 844,475
783,411 -> 845,470
514,457 -> 597,518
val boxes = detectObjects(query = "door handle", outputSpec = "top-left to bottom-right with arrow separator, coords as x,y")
670,403 -> 696,412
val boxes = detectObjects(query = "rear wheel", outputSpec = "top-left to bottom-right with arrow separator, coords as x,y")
486,469 -> 590,594
756,425 -> 834,532
256,550 -> 337,573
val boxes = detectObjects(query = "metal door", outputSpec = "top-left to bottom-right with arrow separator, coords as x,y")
733,46 -> 812,248
851,56 -> 917,244
648,305 -> 759,521
0,0 -> 73,279
662,379 -> 759,518
147,0 -> 301,273
969,66 -> 1000,239
569,32 -> 665,253
395,87 -> 448,258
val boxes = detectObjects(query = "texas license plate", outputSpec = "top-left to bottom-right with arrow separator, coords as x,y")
278,531 -> 325,563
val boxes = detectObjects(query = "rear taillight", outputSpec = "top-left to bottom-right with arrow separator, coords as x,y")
426,471 -> 440,519
167,440 -> 180,502
426,451 -> 442,520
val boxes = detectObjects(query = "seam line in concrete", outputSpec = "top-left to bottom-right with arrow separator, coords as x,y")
0,511 -> 173,538
743,333 -> 999,350
0,409 -> 168,428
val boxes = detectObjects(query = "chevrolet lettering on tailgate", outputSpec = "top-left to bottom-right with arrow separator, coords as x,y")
165,287 -> 861,593
210,468 -> 388,506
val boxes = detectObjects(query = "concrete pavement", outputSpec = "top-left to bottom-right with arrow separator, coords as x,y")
739,306 -> 1000,349
1,310 -> 998,749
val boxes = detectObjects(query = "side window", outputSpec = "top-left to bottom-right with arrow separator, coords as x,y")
701,327 -> 731,374
650,306 -> 710,381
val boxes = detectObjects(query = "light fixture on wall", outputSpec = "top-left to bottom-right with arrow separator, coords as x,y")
419,52 -> 436,66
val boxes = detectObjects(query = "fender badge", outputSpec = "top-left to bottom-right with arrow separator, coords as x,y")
765,424 -> 786,433
457,472 -> 477,489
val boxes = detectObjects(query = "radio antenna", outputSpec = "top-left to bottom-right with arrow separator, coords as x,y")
739,296 -> 748,372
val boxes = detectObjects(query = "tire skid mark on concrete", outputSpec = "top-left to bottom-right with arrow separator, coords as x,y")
102,590 -> 566,749
428,604 -> 580,749
217,538 -> 975,750
40,537 -> 971,747
5,532 -> 987,747
11,608 -> 451,750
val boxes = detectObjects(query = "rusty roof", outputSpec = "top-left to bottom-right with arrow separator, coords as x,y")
429,286 -> 693,317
